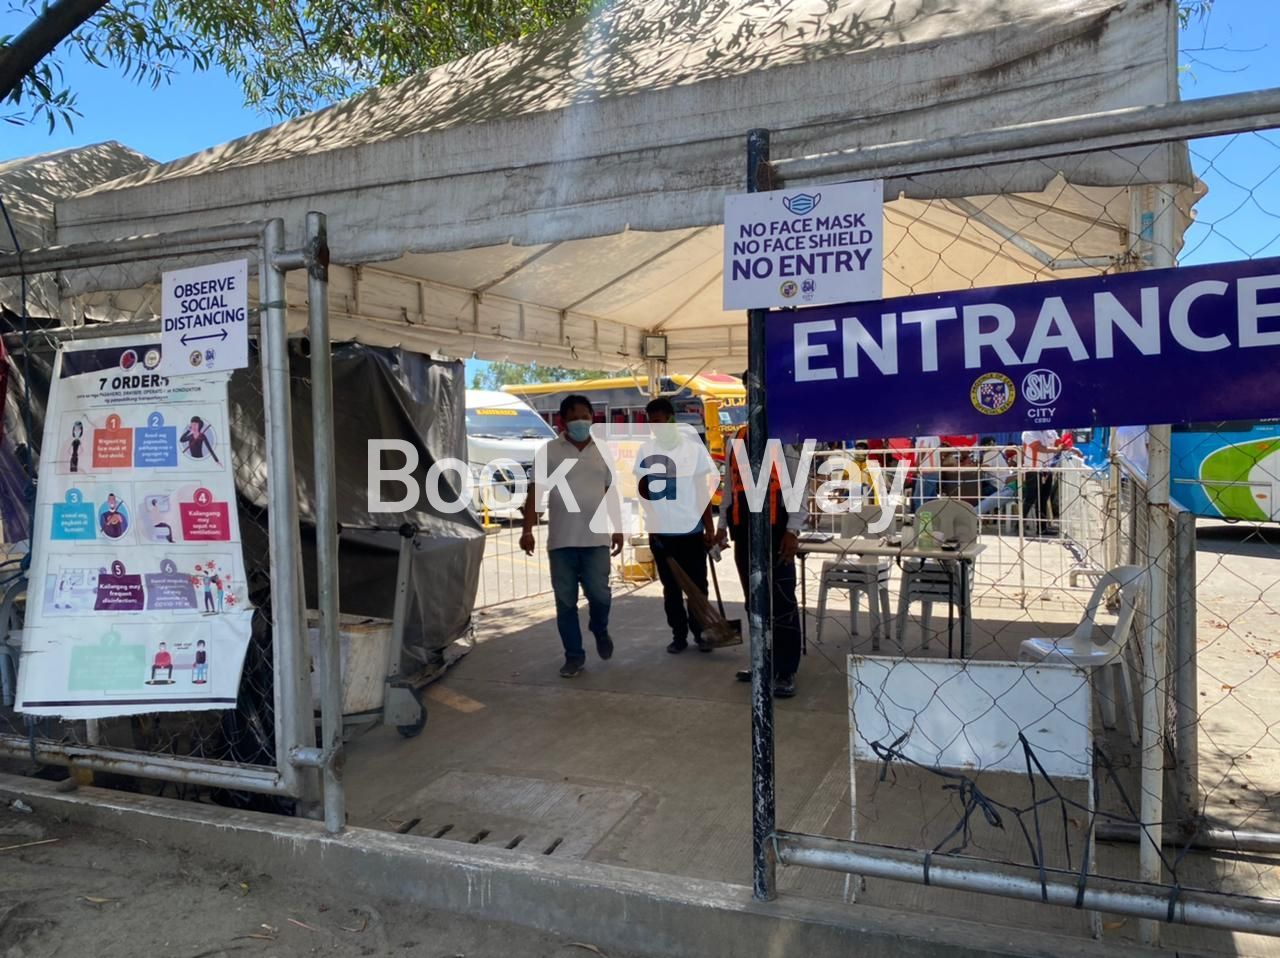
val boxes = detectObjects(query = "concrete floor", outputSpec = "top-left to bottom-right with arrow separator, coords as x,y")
344,526 -> 1280,957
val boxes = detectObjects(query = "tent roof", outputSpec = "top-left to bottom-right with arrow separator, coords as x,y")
52,0 -> 1186,367
0,141 -> 155,322
1,141 -> 152,249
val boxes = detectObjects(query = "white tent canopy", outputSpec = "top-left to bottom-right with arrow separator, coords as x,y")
0,142 -> 154,322
53,0 -> 1189,368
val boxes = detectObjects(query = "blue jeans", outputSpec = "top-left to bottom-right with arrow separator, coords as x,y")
978,482 -> 1017,515
549,546 -> 612,661
914,473 -> 939,512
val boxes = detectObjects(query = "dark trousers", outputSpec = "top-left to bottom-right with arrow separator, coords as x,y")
1020,471 -> 1059,524
652,533 -> 709,644
731,524 -> 802,677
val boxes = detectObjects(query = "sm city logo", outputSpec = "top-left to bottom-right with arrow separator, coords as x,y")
1022,368 -> 1062,423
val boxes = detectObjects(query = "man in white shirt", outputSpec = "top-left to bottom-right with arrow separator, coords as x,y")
1020,429 -> 1063,535
977,436 -> 1018,516
521,395 -> 624,677
636,397 -> 718,654
914,435 -> 942,511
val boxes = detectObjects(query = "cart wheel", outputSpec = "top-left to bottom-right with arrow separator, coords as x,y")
397,687 -> 427,739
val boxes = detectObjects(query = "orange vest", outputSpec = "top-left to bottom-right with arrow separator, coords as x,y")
727,426 -> 786,527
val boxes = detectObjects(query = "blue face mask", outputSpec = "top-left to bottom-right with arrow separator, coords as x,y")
566,420 -> 592,442
783,192 -> 821,216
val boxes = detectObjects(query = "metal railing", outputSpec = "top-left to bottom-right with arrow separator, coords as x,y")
0,217 -> 344,829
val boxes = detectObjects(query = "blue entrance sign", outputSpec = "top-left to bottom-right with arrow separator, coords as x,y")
764,257 -> 1280,442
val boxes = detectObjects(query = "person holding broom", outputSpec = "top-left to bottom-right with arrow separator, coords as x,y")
715,373 -> 810,700
636,397 -> 719,654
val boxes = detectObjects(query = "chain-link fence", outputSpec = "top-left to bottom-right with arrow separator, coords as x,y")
767,129 -> 1280,948
0,220 -> 333,819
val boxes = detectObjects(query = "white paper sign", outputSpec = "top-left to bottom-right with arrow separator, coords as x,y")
723,180 -> 883,310
160,259 -> 249,376
16,335 -> 253,718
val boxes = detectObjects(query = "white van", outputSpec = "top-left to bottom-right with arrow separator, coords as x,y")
465,389 -> 557,517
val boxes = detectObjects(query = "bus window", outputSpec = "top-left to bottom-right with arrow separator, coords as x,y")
718,403 -> 747,429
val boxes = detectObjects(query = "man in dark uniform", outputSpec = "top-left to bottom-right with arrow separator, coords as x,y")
715,387 -> 808,698
639,398 -> 717,654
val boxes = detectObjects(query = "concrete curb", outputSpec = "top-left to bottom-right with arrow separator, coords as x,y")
0,773 -> 1179,958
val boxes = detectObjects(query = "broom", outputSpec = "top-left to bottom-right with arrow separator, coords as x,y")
664,554 -> 743,648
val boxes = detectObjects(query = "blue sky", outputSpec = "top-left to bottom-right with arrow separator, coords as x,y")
2,2 -> 1277,380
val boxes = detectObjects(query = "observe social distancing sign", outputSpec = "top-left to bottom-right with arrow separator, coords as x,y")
723,180 -> 884,311
160,259 -> 249,376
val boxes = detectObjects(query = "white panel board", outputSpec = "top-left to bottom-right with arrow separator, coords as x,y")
849,655 -> 1092,780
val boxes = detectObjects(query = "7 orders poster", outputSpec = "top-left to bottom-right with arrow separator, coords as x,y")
16,336 -> 253,718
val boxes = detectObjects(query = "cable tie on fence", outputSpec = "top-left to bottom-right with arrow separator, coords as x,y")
259,300 -> 288,310
1166,883 -> 1182,924
922,850 -> 933,886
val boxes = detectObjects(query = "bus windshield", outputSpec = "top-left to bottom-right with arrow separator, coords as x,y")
466,408 -> 556,440
717,404 -> 747,428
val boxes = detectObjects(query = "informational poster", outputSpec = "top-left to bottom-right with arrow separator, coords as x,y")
16,335 -> 253,718
723,180 -> 883,310
764,256 -> 1280,442
159,259 -> 249,377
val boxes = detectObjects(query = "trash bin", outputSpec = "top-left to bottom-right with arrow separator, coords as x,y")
306,613 -> 393,717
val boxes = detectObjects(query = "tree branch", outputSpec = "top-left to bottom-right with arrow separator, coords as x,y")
0,0 -> 110,101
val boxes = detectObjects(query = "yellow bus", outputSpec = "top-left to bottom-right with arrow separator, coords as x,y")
503,372 -> 746,469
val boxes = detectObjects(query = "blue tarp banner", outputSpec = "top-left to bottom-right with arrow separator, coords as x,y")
764,257 -> 1280,442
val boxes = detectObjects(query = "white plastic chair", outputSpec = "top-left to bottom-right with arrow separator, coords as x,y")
895,498 -> 977,650
815,508 -> 895,650
1018,565 -> 1146,746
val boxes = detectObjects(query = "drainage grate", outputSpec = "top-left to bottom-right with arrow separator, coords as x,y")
409,823 -> 569,856
386,772 -> 642,861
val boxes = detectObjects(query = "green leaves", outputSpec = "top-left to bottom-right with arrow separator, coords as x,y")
3,0 -> 594,131
471,362 -> 610,390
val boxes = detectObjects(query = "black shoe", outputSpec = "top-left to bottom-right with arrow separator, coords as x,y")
773,674 -> 797,698
694,636 -> 712,653
735,669 -> 752,683
559,658 -> 586,678
595,633 -> 614,660
667,639 -> 688,654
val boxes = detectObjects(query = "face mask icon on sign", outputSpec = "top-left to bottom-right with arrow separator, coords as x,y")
782,192 -> 821,216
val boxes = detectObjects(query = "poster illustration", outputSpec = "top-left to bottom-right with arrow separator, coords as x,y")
16,335 -> 253,718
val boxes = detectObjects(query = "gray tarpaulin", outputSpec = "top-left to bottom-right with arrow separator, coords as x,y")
230,341 -> 483,658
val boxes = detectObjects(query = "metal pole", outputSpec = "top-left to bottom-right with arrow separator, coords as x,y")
774,833 -> 1280,936
305,211 -> 345,834
261,219 -> 320,811
0,222 -> 268,277
1098,823 -> 1280,855
772,86 -> 1280,186
745,127 -> 776,902
1173,508 -> 1200,834
0,735 -> 291,794
1133,184 -> 1177,946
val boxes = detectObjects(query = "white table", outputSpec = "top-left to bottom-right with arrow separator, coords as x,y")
798,536 -> 986,658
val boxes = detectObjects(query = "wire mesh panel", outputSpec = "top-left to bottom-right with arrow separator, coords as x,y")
773,132 -> 1280,947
